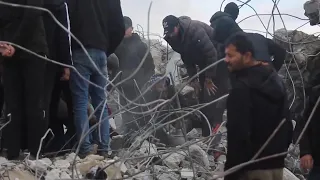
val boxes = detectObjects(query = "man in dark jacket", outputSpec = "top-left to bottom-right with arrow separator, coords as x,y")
0,0 -> 49,160
43,0 -> 75,153
224,33 -> 292,180
298,82 -> 320,179
114,16 -> 155,133
67,0 -> 124,158
210,3 -> 286,72
162,15 -> 222,137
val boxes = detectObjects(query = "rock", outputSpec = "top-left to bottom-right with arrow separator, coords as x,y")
283,168 -> 300,180
83,154 -> 104,162
157,173 -> 179,180
60,171 -> 71,179
76,160 -> 101,175
27,159 -> 50,173
66,153 -> 80,163
53,159 -> 70,169
45,169 -> 61,180
0,157 -> 15,167
274,29 -> 320,118
162,151 -> 186,169
188,144 -> 210,168
181,168 -> 194,179
7,170 -> 35,180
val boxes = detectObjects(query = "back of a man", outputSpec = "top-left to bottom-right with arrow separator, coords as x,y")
67,0 -> 124,158
224,33 -> 292,180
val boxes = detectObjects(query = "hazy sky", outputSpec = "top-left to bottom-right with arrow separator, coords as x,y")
120,0 -> 319,39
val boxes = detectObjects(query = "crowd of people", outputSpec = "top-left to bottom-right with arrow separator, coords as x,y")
0,0 -> 318,179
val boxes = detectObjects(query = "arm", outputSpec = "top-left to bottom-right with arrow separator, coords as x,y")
225,86 -> 253,171
267,38 -> 286,72
190,28 -> 218,79
56,3 -> 72,65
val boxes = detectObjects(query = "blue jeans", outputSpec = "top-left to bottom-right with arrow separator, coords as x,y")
70,48 -> 109,154
308,167 -> 320,180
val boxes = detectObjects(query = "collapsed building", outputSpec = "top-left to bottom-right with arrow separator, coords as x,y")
0,29 -> 317,179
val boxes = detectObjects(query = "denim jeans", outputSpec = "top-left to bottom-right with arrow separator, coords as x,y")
308,167 -> 320,180
70,48 -> 109,154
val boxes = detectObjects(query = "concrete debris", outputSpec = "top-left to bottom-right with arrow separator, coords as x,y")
0,121 -> 302,180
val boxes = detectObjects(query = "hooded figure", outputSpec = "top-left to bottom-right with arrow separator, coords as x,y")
114,16 -> 155,134
224,2 -> 239,21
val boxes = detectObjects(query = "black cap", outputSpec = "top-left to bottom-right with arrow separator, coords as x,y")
162,15 -> 179,36
123,16 -> 132,30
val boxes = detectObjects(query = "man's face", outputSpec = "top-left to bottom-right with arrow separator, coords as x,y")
225,44 -> 251,72
165,26 -> 179,38
124,27 -> 133,38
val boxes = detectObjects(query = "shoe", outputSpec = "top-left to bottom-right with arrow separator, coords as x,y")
97,151 -> 114,159
78,145 -> 98,159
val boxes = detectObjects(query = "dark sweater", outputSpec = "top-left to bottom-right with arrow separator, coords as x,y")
0,0 -> 48,57
225,64 -> 293,180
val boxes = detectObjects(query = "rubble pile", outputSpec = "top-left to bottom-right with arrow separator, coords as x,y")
274,29 -> 320,118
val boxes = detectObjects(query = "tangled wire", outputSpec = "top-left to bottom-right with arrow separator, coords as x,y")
0,0 -> 318,179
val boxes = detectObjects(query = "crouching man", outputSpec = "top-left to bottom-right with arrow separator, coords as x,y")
224,33 -> 293,180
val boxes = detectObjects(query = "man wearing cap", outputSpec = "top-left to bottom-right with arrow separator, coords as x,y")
114,16 -> 155,133
162,15 -> 221,137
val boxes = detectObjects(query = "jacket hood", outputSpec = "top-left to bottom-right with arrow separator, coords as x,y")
235,64 -> 286,101
210,11 -> 231,23
178,16 -> 192,30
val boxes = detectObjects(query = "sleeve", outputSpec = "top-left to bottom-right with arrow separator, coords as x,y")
106,0 -> 125,56
267,38 -> 286,72
184,61 -> 197,79
225,87 -> 253,171
190,27 -> 218,79
298,94 -> 316,157
56,3 -> 72,65
11,0 -> 44,46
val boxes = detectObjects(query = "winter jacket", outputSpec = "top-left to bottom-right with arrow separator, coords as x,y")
299,84 -> 320,166
164,16 -> 218,80
245,33 -> 286,71
0,0 -> 48,57
67,0 -> 124,54
114,33 -> 155,92
225,64 -> 293,180
43,0 -> 72,66
210,11 -> 243,44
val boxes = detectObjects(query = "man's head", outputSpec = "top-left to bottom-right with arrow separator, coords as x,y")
162,15 -> 180,38
124,16 -> 133,38
224,2 -> 239,21
224,33 -> 256,72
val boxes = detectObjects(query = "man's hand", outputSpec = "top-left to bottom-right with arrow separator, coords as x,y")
205,78 -> 218,96
61,68 -> 70,81
301,154 -> 313,170
190,80 -> 201,98
0,43 -> 15,57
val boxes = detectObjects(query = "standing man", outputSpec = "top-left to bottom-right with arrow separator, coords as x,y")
224,33 -> 292,180
0,0 -> 49,160
162,15 -> 220,137
67,0 -> 124,158
298,82 -> 320,179
114,16 -> 155,133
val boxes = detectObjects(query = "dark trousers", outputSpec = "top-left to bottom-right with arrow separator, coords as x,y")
44,65 -> 75,153
2,55 -> 47,159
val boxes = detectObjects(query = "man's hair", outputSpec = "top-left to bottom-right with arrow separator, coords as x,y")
225,32 -> 255,57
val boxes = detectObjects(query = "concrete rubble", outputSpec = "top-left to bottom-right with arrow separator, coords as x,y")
0,120 -> 303,180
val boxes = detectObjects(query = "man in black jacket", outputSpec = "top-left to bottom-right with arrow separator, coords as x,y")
43,0 -> 75,153
224,33 -> 292,180
0,0 -> 49,160
67,0 -> 124,158
298,82 -> 320,179
162,15 -> 222,137
114,16 -> 155,133
210,3 -> 286,72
